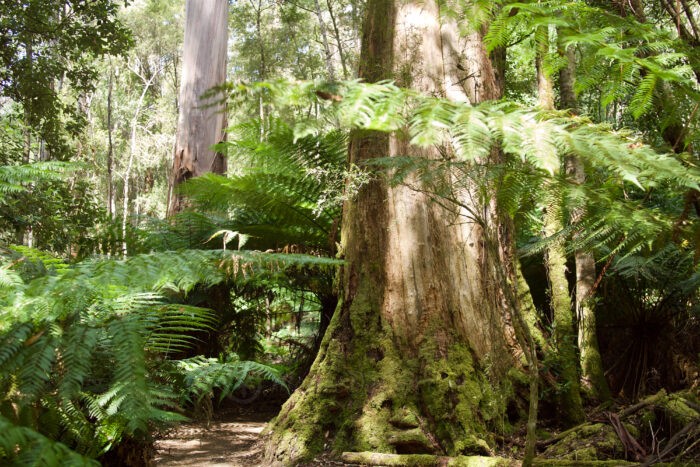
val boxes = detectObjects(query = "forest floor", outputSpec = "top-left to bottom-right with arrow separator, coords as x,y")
153,405 -> 353,467
152,389 -> 700,466
153,406 -> 272,467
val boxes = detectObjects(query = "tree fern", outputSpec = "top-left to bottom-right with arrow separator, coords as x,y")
172,353 -> 288,406
0,416 -> 98,467
176,118 -> 349,253
0,241 -> 343,462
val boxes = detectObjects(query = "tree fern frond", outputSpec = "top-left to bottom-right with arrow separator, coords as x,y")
0,415 -> 98,466
0,162 -> 76,202
173,353 -> 288,404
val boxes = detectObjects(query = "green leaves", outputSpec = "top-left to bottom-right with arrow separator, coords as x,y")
0,0 -> 132,159
0,162 -> 75,202
176,117 -> 348,253
0,245 -> 343,462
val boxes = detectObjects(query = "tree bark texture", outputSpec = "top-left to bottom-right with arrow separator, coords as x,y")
264,0 -> 524,463
168,0 -> 228,215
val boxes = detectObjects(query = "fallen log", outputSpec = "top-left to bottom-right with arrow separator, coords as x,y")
340,452 -> 514,466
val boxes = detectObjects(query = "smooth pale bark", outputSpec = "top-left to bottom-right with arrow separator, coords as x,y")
559,43 -> 611,403
265,0 -> 525,463
537,32 -> 585,423
168,0 -> 228,215
106,65 -> 115,219
122,65 -> 162,256
314,0 -> 337,81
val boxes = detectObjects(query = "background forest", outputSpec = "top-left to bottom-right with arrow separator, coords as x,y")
0,0 -> 699,465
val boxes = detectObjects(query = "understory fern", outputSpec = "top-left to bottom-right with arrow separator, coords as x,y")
227,80 -> 699,263
0,247 -> 335,463
0,162 -> 75,201
172,353 -> 288,405
174,118 -> 350,253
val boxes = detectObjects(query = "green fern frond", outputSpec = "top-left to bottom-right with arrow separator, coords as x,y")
173,353 -> 288,404
176,119 -> 347,252
0,415 -> 98,466
629,73 -> 657,119
0,162 -> 76,202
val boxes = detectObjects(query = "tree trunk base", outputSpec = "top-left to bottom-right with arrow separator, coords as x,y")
263,295 -> 522,465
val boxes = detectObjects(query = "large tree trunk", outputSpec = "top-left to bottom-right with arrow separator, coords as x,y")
264,0 -> 524,463
168,0 -> 228,215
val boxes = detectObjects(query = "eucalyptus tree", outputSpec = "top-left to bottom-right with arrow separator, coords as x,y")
168,0 -> 228,215
264,0 -> 534,462
79,0 -> 183,256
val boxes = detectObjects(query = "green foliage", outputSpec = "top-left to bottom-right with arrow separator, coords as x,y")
0,244 -> 332,461
175,118 -> 350,253
0,416 -> 98,467
0,162 -> 74,201
0,162 -> 109,257
233,81 -> 699,190
0,0 -> 132,159
172,353 -> 287,405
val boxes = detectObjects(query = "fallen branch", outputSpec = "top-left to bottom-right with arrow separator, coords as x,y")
618,389 -> 667,419
535,423 -> 589,449
606,412 -> 646,461
642,420 -> 700,466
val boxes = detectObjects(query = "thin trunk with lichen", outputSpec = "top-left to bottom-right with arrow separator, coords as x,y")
264,0 -> 526,464
559,42 -> 611,403
537,30 -> 585,423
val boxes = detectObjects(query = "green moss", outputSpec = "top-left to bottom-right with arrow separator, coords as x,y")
266,280 -> 519,464
542,423 -> 628,462
533,460 -> 636,466
340,452 -> 515,466
389,407 -> 420,428
448,456 -> 514,466
416,340 -> 507,455
666,395 -> 699,425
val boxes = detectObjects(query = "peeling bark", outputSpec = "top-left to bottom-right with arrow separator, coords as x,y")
168,0 -> 228,215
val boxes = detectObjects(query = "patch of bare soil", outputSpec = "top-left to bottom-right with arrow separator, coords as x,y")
154,408 -> 275,467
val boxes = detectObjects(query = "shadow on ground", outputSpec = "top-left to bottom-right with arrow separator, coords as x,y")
154,409 -> 274,466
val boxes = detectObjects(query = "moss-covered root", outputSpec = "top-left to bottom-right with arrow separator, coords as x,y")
540,422 -> 636,462
341,452 -> 516,466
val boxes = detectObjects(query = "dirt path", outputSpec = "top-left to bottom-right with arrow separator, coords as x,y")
154,409 -> 274,467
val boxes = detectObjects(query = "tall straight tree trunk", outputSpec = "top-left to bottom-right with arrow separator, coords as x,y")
313,0 -> 337,80
265,0 -> 526,463
106,64 -> 115,219
168,0 -> 228,215
536,30 -> 585,423
559,41 -> 612,403
326,0 -> 349,79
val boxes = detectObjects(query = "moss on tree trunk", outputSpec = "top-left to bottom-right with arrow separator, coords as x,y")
264,0 -> 527,463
